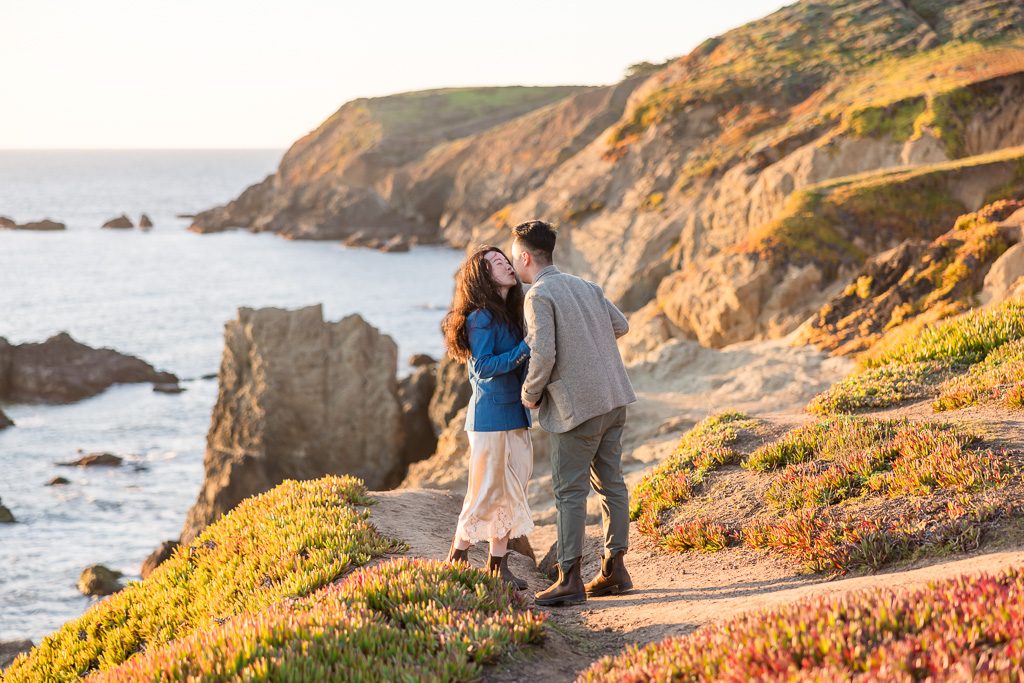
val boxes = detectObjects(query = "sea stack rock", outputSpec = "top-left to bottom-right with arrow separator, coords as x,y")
102,215 -> 133,229
0,333 -> 178,403
179,305 -> 406,544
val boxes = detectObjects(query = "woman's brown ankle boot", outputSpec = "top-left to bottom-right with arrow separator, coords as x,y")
488,554 -> 528,589
446,539 -> 470,564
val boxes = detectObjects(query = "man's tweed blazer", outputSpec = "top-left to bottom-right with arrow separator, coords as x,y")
521,265 -> 636,433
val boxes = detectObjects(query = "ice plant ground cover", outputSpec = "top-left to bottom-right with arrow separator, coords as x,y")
3,476 -> 409,682
85,559 -> 546,683
577,566 -> 1024,682
630,411 -> 1021,574
808,297 -> 1024,415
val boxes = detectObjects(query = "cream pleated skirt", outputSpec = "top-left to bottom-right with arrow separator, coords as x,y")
455,428 -> 535,543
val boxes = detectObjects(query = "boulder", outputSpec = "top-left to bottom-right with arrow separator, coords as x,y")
0,640 -> 33,671
14,219 -> 65,231
179,305 -> 405,545
397,365 -> 438,472
102,214 -> 133,229
427,354 -> 471,437
77,565 -> 123,596
401,406 -> 470,494
58,452 -> 122,467
0,332 -> 178,403
0,408 -> 12,429
139,214 -> 154,228
141,540 -> 179,579
46,477 -> 70,486
0,497 -> 14,523
409,354 -> 436,367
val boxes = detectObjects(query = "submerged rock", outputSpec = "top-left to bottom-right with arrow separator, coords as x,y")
46,477 -> 70,486
180,305 -> 406,545
152,382 -> 184,394
58,452 -> 122,467
77,565 -> 123,596
0,497 -> 14,523
102,214 -> 133,229
0,332 -> 178,403
10,219 -> 65,231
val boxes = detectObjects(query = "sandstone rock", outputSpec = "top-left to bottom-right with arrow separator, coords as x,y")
139,214 -> 154,228
141,540 -> 180,579
180,305 -> 405,545
102,214 -> 133,229
427,354 -> 471,437
46,477 -> 70,486
58,452 -> 122,467
408,353 -> 436,367
0,332 -> 178,403
401,406 -> 469,494
980,242 -> 1024,307
0,497 -> 14,523
0,640 -> 33,671
397,365 -> 438,470
14,219 -> 65,231
0,409 -> 11,430
380,235 -> 411,252
77,565 -> 123,596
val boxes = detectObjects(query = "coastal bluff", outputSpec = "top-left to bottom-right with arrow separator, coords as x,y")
179,305 -> 408,545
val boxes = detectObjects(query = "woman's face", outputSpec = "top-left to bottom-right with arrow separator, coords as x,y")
484,250 -> 518,289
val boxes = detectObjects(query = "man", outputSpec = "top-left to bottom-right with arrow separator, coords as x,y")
509,220 -> 637,607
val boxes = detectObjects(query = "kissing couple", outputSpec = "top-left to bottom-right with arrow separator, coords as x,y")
442,219 -> 637,606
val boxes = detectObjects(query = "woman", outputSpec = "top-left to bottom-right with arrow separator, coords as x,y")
442,246 -> 534,589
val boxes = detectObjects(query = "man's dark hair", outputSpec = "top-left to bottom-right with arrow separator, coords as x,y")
512,220 -> 556,264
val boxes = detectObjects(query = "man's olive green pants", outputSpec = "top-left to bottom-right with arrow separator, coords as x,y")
549,405 -> 629,573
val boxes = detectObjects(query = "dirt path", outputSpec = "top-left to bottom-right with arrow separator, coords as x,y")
365,487 -> 1024,682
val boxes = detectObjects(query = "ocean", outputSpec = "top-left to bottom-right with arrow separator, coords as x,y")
0,149 -> 465,641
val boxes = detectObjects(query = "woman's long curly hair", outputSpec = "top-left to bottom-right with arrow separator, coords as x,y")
442,246 -> 525,363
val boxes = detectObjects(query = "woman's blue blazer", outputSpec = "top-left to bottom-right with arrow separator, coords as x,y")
463,309 -> 531,432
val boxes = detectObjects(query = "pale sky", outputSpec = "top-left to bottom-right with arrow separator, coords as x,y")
0,1 -> 792,149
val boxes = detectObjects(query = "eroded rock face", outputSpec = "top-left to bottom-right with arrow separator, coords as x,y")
180,305 -> 405,545
397,365 -> 438,471
428,354 -> 471,437
0,333 -> 177,403
141,540 -> 180,579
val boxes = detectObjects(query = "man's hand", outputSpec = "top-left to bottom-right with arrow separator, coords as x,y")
522,397 -> 539,410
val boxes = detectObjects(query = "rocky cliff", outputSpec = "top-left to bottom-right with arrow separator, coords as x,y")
194,0 -> 1024,352
180,305 -> 407,544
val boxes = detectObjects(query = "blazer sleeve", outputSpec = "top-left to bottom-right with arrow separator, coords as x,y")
522,293 -> 556,404
606,297 -> 629,339
468,311 -> 530,379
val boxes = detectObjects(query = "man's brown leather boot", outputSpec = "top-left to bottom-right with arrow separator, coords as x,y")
445,538 -> 470,565
534,558 -> 586,606
584,550 -> 633,596
488,554 -> 528,590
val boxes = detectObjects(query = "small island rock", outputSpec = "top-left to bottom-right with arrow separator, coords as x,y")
0,497 -> 14,524
102,215 -> 133,229
0,409 -> 12,430
77,565 -> 123,596
15,220 -> 65,231
58,452 -> 122,467
139,214 -> 153,228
